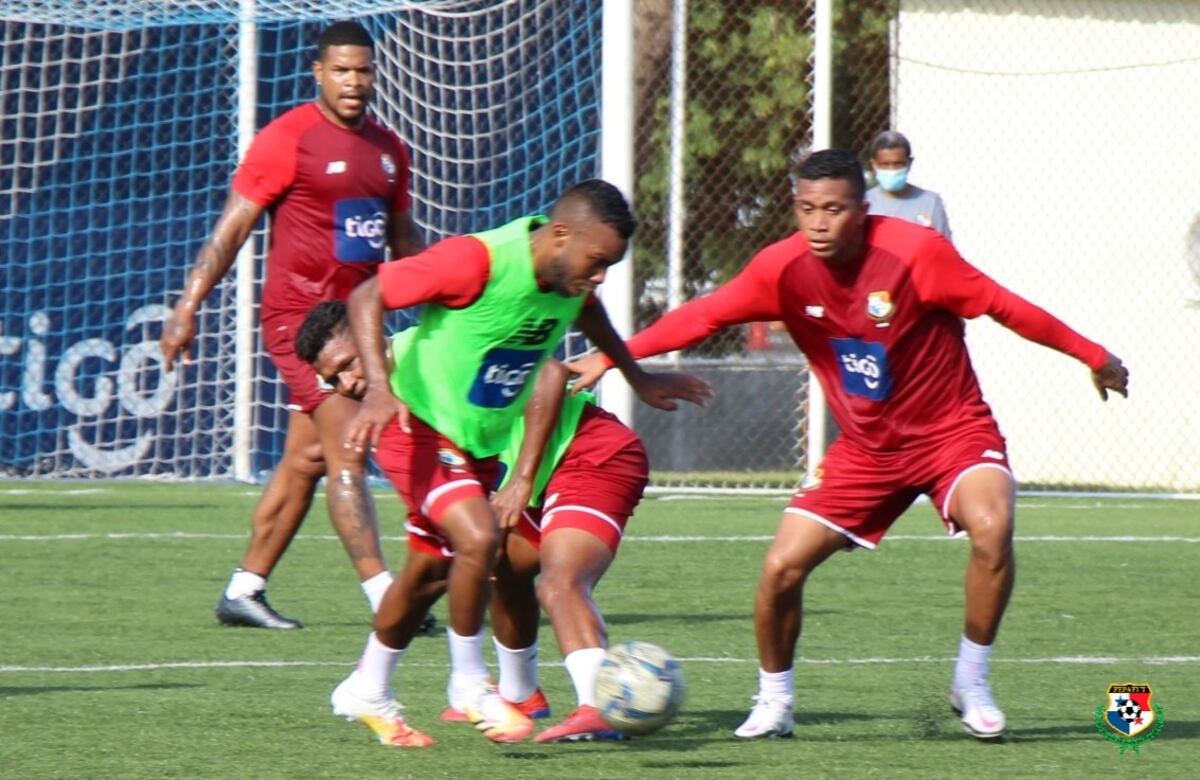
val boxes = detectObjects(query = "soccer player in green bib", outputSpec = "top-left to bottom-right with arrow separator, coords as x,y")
299,303 -> 656,744
327,180 -> 711,747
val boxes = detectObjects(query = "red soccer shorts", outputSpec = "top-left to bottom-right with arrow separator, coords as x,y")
786,422 -> 1012,549
263,314 -> 331,414
372,414 -> 499,559
513,405 -> 648,556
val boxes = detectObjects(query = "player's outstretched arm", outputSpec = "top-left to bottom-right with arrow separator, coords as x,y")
345,277 -> 410,450
161,191 -> 264,372
1092,352 -> 1129,401
573,300 -> 713,411
491,361 -> 569,530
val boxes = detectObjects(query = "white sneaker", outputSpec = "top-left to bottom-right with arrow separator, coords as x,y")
454,679 -> 534,743
331,674 -> 433,748
949,680 -> 1006,739
734,695 -> 795,739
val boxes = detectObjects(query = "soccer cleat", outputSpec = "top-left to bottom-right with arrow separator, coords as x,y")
330,676 -> 433,748
215,591 -> 303,629
512,688 -> 552,720
535,705 -> 627,743
733,695 -> 795,739
455,681 -> 535,743
417,613 -> 437,636
441,686 -> 550,722
949,680 -> 1006,739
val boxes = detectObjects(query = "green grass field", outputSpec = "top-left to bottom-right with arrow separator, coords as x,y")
1,483 -> 1196,779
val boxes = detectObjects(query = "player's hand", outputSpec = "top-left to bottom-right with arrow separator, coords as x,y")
490,477 -> 533,530
630,369 -> 714,412
1092,352 -> 1129,401
346,387 -> 409,452
564,352 -> 610,392
160,305 -> 196,373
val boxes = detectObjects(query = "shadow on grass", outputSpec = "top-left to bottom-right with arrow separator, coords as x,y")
0,682 -> 200,699
1010,719 -> 1200,742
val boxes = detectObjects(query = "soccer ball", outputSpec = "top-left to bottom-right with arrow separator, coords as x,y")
593,640 -> 685,736
1117,700 -> 1142,723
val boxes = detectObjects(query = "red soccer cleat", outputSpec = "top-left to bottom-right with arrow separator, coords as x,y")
534,705 -> 628,743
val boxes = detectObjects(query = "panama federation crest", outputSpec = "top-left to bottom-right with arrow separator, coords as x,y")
866,290 -> 893,322
1095,683 -> 1163,753
380,153 -> 397,180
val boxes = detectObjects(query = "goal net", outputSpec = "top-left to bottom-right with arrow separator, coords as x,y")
0,0 -> 603,478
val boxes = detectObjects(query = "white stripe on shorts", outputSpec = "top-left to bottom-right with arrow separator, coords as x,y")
542,504 -> 623,538
784,506 -> 876,550
941,462 -> 1014,532
420,478 -> 481,517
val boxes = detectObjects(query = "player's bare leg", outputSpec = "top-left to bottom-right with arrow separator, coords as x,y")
312,393 -> 393,611
216,409 -> 323,629
533,528 -> 625,743
945,465 -> 1016,739
736,513 -> 845,739
437,497 -> 534,742
332,551 -> 447,748
461,531 -> 551,721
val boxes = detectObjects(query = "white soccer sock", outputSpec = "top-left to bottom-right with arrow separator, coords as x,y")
954,635 -> 992,689
758,667 -> 794,703
447,626 -> 490,699
494,638 -> 539,704
352,631 -> 405,700
564,647 -> 607,708
224,568 -> 266,600
360,571 -> 394,614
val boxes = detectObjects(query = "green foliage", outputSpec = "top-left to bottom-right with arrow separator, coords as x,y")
632,1 -> 897,355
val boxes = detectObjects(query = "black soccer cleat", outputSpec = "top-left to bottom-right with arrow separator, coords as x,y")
417,613 -> 437,636
215,591 -> 303,629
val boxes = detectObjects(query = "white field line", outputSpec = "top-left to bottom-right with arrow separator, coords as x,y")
3,654 -> 1198,674
1,531 -> 1198,543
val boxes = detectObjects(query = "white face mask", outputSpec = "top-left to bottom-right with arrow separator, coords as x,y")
874,167 -> 909,192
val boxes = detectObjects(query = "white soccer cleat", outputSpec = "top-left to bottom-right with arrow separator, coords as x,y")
949,680 -> 1006,739
734,695 -> 795,739
454,679 -> 534,743
331,674 -> 433,748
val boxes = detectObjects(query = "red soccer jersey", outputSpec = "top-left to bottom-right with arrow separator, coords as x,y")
232,103 -> 411,321
625,216 -> 1108,451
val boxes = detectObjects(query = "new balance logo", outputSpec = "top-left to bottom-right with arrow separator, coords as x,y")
508,318 -> 560,347
982,449 -> 1005,461
325,161 -> 347,174
805,305 -> 824,318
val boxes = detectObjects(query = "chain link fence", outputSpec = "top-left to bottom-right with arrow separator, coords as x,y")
629,0 -> 896,490
628,0 -> 1198,492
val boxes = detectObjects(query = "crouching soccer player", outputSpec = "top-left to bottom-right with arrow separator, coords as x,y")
298,304 -> 670,744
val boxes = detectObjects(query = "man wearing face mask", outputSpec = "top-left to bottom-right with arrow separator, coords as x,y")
866,130 -> 952,240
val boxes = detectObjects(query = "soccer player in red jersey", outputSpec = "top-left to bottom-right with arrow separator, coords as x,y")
568,149 -> 1129,741
161,22 -> 421,629
297,304 -> 648,743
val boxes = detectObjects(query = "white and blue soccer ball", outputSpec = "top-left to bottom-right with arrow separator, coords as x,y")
594,640 -> 685,736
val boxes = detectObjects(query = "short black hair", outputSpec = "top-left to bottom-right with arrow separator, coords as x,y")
869,130 -> 912,160
553,179 -> 636,240
295,300 -> 348,365
317,21 -> 374,60
795,149 -> 866,202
